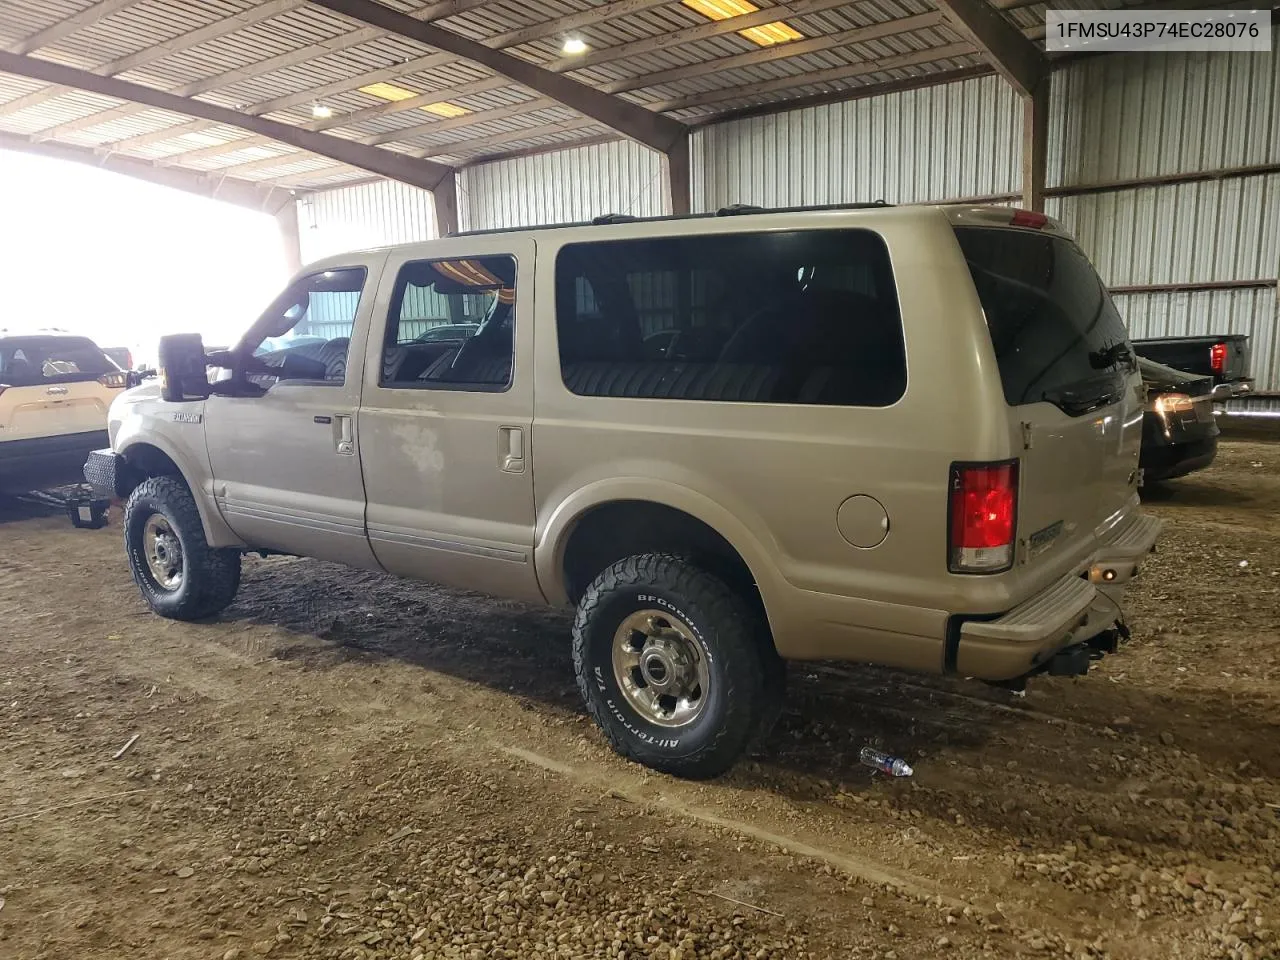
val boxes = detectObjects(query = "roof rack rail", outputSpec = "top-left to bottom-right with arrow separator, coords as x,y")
716,203 -> 766,216
450,199 -> 898,237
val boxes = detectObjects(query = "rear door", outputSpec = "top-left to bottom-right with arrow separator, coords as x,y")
357,237 -> 542,602
954,225 -> 1143,568
0,336 -> 120,442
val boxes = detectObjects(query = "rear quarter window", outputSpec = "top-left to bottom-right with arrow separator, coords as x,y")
554,229 -> 905,407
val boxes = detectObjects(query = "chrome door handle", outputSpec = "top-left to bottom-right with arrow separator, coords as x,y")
499,425 -> 524,474
334,414 -> 354,456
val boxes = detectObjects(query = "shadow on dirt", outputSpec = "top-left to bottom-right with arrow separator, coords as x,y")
216,556 -> 1280,813
1141,480 -> 1252,509
0,492 -> 67,524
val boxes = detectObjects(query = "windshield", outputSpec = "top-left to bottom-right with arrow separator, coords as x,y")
0,336 -> 117,386
956,227 -> 1132,415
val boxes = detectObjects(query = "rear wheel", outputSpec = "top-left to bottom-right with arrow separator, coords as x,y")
572,554 -> 780,778
124,476 -> 240,620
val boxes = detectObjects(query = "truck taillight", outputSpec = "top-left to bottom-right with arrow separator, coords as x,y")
1009,210 -> 1048,229
98,371 -> 129,389
1209,342 -> 1227,374
949,461 -> 1018,574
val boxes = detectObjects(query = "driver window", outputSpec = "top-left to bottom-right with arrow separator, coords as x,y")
244,267 -> 368,387
380,255 -> 516,392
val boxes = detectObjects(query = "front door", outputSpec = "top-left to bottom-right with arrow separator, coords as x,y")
357,238 -> 542,602
205,260 -> 384,568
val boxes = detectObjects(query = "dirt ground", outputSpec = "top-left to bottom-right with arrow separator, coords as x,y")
2,441 -> 1277,960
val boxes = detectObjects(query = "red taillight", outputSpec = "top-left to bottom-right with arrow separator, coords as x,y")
949,461 -> 1018,573
98,371 -> 129,389
1209,342 -> 1227,374
1009,210 -> 1048,229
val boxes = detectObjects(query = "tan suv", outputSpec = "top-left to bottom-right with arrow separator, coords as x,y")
1,332 -> 130,491
86,204 -> 1161,778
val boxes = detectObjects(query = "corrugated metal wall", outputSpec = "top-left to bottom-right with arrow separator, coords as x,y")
1047,37 -> 1280,186
1047,30 -> 1280,390
296,178 -> 437,265
691,74 -> 1022,210
457,139 -> 668,232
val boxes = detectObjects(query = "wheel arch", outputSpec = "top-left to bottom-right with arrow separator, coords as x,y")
537,480 -> 783,636
118,438 -> 244,548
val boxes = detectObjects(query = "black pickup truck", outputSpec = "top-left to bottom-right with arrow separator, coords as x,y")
1131,334 -> 1253,399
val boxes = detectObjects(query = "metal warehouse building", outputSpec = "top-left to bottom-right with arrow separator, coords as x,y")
0,0 -> 1276,390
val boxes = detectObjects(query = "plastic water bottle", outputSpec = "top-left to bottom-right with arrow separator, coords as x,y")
860,746 -> 913,777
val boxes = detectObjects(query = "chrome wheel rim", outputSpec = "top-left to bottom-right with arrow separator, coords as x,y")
611,609 -> 710,728
142,514 -> 183,591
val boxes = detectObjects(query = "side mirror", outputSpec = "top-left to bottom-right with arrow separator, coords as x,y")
157,333 -> 211,402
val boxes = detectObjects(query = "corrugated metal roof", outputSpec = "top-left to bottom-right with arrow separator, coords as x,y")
0,1 -> 102,47
0,0 -> 1048,190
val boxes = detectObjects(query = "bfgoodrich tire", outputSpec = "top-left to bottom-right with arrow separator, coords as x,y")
572,553 -> 777,779
124,476 -> 241,620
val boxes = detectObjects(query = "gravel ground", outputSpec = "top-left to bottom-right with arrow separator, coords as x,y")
1,440 -> 1277,960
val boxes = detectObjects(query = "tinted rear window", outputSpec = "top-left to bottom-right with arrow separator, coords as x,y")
956,228 -> 1131,414
555,229 -> 905,407
0,336 -> 115,386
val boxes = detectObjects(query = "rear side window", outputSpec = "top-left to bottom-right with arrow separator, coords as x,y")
0,337 -> 115,386
555,230 -> 905,406
955,228 -> 1132,414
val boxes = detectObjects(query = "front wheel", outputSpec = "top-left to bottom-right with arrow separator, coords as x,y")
572,554 -> 779,778
124,476 -> 241,620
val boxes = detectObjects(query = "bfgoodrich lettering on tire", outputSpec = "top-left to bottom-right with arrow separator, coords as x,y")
572,553 -> 776,778
124,476 -> 241,621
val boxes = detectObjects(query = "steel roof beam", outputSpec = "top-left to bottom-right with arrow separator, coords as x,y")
307,0 -> 687,153
0,52 -> 455,189
212,96 -> 562,176
542,0 -> 854,73
362,96 -> 558,147
0,130 -> 292,212
601,12 -> 945,94
153,75 -> 517,167
489,0 -> 673,48
25,3 -> 489,160
417,117 -> 599,159
265,114 -> 602,178
648,41 -> 975,111
158,7 -> 963,173
114,0 -> 681,163
929,0 -> 1045,97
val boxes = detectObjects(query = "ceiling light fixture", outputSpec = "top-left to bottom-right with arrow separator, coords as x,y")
422,101 -> 471,118
359,81 -> 419,102
561,36 -> 589,55
311,103 -> 333,119
739,21 -> 803,45
680,0 -> 803,47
